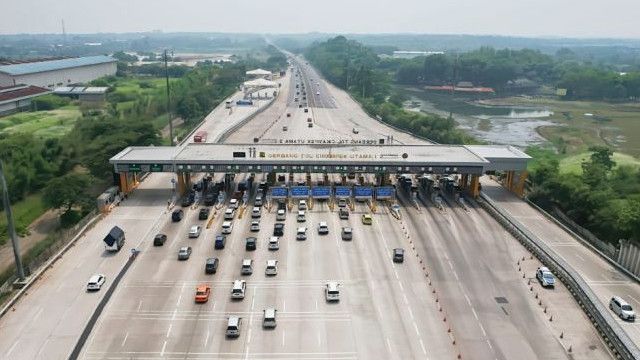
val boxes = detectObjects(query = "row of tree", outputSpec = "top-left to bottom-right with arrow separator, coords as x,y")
305,36 -> 470,144
529,146 -> 640,244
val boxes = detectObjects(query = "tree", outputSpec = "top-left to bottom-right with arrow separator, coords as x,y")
42,173 -> 92,212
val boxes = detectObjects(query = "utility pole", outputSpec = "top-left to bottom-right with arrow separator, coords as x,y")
0,161 -> 26,282
164,49 -> 174,146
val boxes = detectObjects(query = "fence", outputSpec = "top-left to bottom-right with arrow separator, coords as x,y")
552,206 -> 617,258
618,240 -> 640,278
0,210 -> 100,304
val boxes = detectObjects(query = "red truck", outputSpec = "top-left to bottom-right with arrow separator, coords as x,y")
193,130 -> 208,143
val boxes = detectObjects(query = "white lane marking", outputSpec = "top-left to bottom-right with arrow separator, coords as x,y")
137,300 -> 143,312
251,296 -> 255,310
33,307 -> 44,321
419,339 -> 427,355
283,299 -> 286,311
398,281 -> 404,291
413,322 -> 420,337
317,332 -> 322,346
486,339 -> 493,350
452,270 -> 460,281
121,332 -> 129,347
282,330 -> 286,347
479,323 -> 487,337
407,308 -> 414,321
402,293 -> 409,305
212,301 -> 216,311
160,340 -> 167,356
472,308 -> 479,321
385,337 -> 393,353
464,293 -> 472,306
315,299 -> 318,311
204,328 -> 209,347
628,295 -> 640,306
166,324 -> 173,338
247,328 -> 252,344
5,340 -> 19,357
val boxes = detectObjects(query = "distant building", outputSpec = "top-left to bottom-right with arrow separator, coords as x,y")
0,56 -> 117,89
392,51 -> 445,59
0,84 -> 50,116
53,86 -> 109,103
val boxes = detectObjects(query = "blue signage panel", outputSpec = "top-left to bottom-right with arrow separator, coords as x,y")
335,186 -> 352,198
270,187 -> 288,199
376,186 -> 394,199
354,186 -> 373,198
311,186 -> 331,199
290,186 -> 309,198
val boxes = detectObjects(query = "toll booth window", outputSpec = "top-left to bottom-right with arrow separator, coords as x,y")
233,152 -> 246,158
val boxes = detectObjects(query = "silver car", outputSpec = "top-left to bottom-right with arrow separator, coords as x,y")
86,274 -> 106,291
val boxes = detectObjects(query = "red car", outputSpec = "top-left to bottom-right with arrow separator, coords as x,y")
195,285 -> 211,303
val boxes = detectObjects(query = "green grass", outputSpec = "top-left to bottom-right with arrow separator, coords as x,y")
0,193 -> 47,245
0,108 -> 81,138
559,152 -> 640,174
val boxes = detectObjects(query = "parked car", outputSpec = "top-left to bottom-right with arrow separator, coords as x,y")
178,246 -> 192,260
171,209 -> 184,222
86,274 -> 106,291
610,296 -> 636,321
393,248 -> 405,263
189,225 -> 202,238
199,208 -> 211,220
341,227 -> 352,241
153,233 -> 167,246
194,284 -> 211,303
205,257 -> 219,274
536,266 -> 555,287
241,237 -> 256,251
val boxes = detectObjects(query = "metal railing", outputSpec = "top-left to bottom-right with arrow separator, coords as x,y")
479,192 -> 640,359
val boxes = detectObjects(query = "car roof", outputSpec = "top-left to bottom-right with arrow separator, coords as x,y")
538,266 -> 551,272
326,281 -> 339,290
267,260 -> 277,265
613,295 -> 631,305
343,227 -> 352,231
228,316 -> 240,325
179,246 -> 189,251
206,257 -> 217,263
270,236 -> 278,241
264,308 -> 276,317
394,248 -> 404,253
89,274 -> 103,282
196,284 -> 209,291
223,221 -> 232,226
190,225 -> 200,230
233,280 -> 245,286
319,221 -> 327,225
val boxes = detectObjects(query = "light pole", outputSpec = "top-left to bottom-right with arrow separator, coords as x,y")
164,49 -> 174,146
0,161 -> 26,282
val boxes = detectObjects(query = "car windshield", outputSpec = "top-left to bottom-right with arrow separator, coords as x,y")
328,290 -> 339,295
622,305 -> 633,311
196,290 -> 207,295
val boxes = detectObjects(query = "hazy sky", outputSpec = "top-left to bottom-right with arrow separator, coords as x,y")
2,0 -> 638,38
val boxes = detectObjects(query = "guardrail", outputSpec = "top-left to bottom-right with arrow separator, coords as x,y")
478,192 -> 640,359
216,97 -> 277,144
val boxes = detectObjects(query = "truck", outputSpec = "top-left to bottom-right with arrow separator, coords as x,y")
193,130 -> 208,143
103,226 -> 125,252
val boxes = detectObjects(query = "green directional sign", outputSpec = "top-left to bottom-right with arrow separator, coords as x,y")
128,164 -> 142,172
150,164 -> 163,172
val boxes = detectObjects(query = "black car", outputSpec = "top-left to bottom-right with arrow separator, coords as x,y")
246,237 -> 257,251
215,235 -> 226,249
199,208 -> 211,220
273,223 -> 284,237
205,257 -> 219,274
181,196 -> 194,207
171,209 -> 184,222
393,248 -> 405,263
204,192 -> 216,206
277,201 -> 286,211
153,233 -> 167,246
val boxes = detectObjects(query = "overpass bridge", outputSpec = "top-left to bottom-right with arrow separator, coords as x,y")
110,143 -> 530,197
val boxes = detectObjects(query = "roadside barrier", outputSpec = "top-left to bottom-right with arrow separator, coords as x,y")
478,192 -> 640,360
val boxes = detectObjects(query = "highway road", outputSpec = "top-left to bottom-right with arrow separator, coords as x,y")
482,178 -> 640,349
0,55 -> 622,360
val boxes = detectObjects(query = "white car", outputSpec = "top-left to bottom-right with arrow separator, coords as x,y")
297,210 -> 306,222
535,266 -> 555,287
269,236 -> 280,250
251,207 -> 262,218
610,296 -> 636,321
276,209 -> 286,221
325,281 -> 340,301
222,221 -> 234,234
265,260 -> 278,276
316,91 -> 320,95
298,200 -> 307,210
296,227 -> 307,240
250,220 -> 260,232
317,221 -> 329,235
87,274 -> 106,291
231,280 -> 246,299
229,198 -> 239,209
338,199 -> 347,208
189,225 -> 202,238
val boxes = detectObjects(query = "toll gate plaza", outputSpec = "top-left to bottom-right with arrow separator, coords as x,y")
110,143 -> 530,197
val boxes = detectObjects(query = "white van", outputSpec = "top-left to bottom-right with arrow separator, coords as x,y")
263,308 -> 277,328
265,260 -> 278,276
222,221 -> 233,234
241,259 -> 253,275
276,209 -> 286,221
231,280 -> 246,299
297,210 -> 306,222
224,208 -> 235,220
226,316 -> 241,337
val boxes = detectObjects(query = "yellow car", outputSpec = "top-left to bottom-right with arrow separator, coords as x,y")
361,214 -> 372,225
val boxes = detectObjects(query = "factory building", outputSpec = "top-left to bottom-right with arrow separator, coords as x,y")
0,56 -> 117,89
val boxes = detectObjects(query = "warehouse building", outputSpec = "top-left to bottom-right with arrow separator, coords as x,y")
0,84 -> 50,115
0,56 -> 117,89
